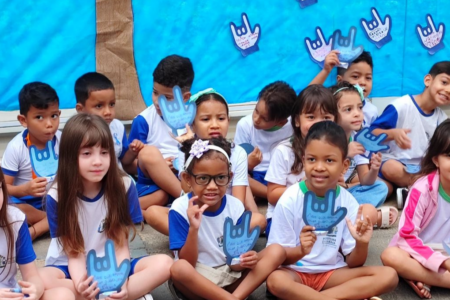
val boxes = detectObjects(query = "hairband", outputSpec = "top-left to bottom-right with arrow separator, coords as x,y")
189,88 -> 227,104
332,84 -> 365,102
183,139 -> 231,171
333,87 -> 349,95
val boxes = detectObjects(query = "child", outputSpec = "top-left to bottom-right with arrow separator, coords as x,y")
74,72 -> 144,173
0,168 -> 74,299
309,50 -> 378,127
168,137 -> 286,300
39,114 -> 173,300
266,121 -> 398,300
370,61 -> 450,206
265,85 -> 337,236
145,89 -> 265,235
1,82 -> 61,240
130,55 -> 194,211
330,82 -> 397,228
381,119 -> 450,299
234,81 -> 296,200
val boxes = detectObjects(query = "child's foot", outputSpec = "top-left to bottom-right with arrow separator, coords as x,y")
376,206 -> 399,228
136,294 -> 153,300
405,279 -> 431,299
396,188 -> 409,209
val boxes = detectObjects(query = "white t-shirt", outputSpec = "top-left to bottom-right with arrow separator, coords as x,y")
370,95 -> 448,165
109,119 -> 129,168
0,206 -> 36,288
169,193 -> 245,267
345,134 -> 370,182
363,99 -> 378,127
45,176 -> 143,266
234,114 -> 293,172
265,141 -> 305,219
419,186 -> 450,245
128,105 -> 179,159
267,181 -> 359,273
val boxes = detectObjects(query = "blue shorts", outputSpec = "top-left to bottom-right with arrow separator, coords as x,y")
136,169 -> 176,204
9,196 -> 44,210
45,256 -> 146,279
265,218 -> 272,237
252,170 -> 268,186
378,159 -> 421,181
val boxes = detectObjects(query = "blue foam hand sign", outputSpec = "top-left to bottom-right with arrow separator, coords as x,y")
303,189 -> 347,232
230,13 -> 261,57
354,128 -> 389,158
360,7 -> 392,49
305,27 -> 333,68
239,143 -> 255,155
332,26 -> 364,69
29,140 -> 58,178
296,0 -> 318,9
159,85 -> 197,136
416,14 -> 445,55
223,211 -> 260,265
87,239 -> 130,295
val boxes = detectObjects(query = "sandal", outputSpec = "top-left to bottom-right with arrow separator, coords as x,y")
404,278 -> 431,299
375,206 -> 398,229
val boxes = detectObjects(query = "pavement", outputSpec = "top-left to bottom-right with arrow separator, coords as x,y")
32,197 -> 450,300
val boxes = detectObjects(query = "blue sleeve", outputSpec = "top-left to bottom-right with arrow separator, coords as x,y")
15,219 -> 37,264
1,167 -> 17,177
127,181 -> 143,224
128,115 -> 149,144
168,210 -> 189,250
119,130 -> 129,160
369,105 -> 398,131
46,195 -> 59,238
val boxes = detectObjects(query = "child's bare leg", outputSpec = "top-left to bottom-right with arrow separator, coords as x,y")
138,146 -> 181,198
170,259 -> 238,300
320,266 -> 398,299
16,204 -> 48,240
139,190 -> 169,211
231,244 -> 286,299
244,186 -> 259,213
127,255 -> 173,299
144,206 -> 170,235
41,287 -> 75,300
39,268 -> 79,299
250,211 -> 267,232
381,160 -> 413,188
249,177 -> 267,199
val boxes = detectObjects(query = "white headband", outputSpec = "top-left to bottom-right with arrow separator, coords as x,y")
183,139 -> 230,171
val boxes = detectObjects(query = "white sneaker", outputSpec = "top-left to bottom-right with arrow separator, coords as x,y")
136,294 -> 153,300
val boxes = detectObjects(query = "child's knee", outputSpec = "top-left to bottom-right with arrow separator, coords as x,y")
380,247 -> 403,268
266,270 -> 290,297
170,259 -> 195,281
382,267 -> 399,290
138,145 -> 161,164
264,244 -> 286,264
45,287 -> 76,300
381,160 -> 404,180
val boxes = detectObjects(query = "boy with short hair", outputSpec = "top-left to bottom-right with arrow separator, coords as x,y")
370,61 -> 450,205
74,72 -> 144,173
129,55 -> 194,210
310,50 -> 378,127
234,81 -> 296,200
1,82 -> 61,240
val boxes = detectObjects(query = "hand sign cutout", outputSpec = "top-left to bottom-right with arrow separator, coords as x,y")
223,211 -> 260,265
29,140 -> 58,178
87,239 -> 130,295
159,85 -> 196,136
305,27 -> 333,68
297,0 -> 318,9
332,26 -> 364,69
360,7 -> 392,48
230,13 -> 261,57
303,190 -> 347,232
416,14 -> 445,55
354,128 -> 389,158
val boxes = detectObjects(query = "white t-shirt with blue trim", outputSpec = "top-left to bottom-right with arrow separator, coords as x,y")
362,99 -> 378,127
45,176 -> 143,266
370,95 -> 447,165
0,206 -> 36,288
109,119 -> 129,168
169,193 -> 245,267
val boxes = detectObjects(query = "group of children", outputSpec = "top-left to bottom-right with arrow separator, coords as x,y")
1,51 -> 450,300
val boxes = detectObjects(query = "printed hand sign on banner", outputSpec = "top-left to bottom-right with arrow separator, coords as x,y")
416,14 -> 445,55
305,27 -> 333,68
230,13 -> 261,57
360,7 -> 392,48
297,0 -> 318,9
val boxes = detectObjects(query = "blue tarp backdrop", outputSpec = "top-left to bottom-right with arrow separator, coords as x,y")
0,0 -> 448,111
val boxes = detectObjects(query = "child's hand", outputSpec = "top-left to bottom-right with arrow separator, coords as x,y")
171,124 -> 195,144
0,287 -> 27,299
239,250 -> 259,269
346,205 -> 373,244
165,157 -> 176,172
299,225 -> 317,256
76,274 -> 99,300
369,152 -> 382,171
129,139 -> 144,155
26,177 -> 47,197
248,146 -> 262,171
323,50 -> 340,72
187,196 -> 209,230
106,285 -> 128,300
392,128 -> 411,149
348,142 -> 365,159
17,280 -> 37,300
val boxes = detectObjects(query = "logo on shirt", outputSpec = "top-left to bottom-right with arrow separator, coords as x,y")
113,133 -> 121,146
322,226 -> 338,248
0,255 -> 6,268
217,235 -> 224,248
98,219 -> 106,233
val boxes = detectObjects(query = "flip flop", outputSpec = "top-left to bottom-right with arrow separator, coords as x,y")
375,206 -> 399,229
404,278 -> 431,299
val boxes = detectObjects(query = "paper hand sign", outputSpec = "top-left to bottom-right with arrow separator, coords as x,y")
159,85 -> 196,136
305,27 -> 333,68
230,13 -> 261,57
223,211 -> 260,265
360,7 -> 392,48
332,26 -> 364,69
354,128 -> 389,158
297,0 -> 318,9
303,190 -> 347,232
29,140 -> 58,178
416,14 -> 445,55
87,239 -> 130,295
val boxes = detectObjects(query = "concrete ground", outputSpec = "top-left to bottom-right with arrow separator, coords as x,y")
32,197 -> 450,300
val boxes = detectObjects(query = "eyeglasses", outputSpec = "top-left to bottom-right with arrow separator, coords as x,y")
187,172 -> 231,186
